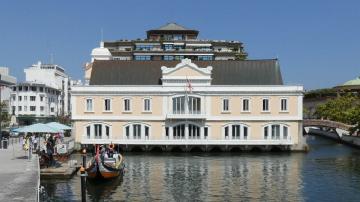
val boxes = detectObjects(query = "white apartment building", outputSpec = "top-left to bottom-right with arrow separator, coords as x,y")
10,83 -> 60,124
24,61 -> 70,115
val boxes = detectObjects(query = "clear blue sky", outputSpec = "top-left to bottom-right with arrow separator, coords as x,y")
0,0 -> 359,90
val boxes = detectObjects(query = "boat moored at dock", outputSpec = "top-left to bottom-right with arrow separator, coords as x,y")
86,145 -> 125,179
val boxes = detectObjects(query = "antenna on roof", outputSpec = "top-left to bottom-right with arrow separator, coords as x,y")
101,28 -> 104,42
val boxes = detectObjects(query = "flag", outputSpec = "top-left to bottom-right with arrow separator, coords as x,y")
186,76 -> 193,94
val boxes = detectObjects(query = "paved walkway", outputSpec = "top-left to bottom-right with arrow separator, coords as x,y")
0,139 -> 39,201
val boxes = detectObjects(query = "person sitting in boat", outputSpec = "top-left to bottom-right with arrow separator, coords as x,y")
108,144 -> 115,158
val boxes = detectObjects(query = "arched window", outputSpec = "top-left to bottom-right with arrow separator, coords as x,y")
223,124 -> 250,140
263,124 -> 289,140
123,123 -> 151,140
84,122 -> 111,139
173,124 -> 185,139
188,124 -> 200,139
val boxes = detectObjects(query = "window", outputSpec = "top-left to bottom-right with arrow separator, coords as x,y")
222,98 -> 229,112
24,86 -> 28,91
271,125 -> 280,139
18,106 -> 22,111
12,95 -> 16,101
232,125 -> 240,139
24,106 -> 27,111
86,124 -> 111,139
145,126 -> 149,139
86,98 -> 93,112
135,44 -> 153,50
262,98 -> 269,112
40,96 -> 44,102
188,96 -> 201,114
31,86 -> 37,91
281,98 -> 288,112
164,44 -> 174,50
24,96 -> 27,101
144,98 -> 151,112
124,99 -> 131,112
225,124 -> 249,140
51,107 -> 54,112
30,96 -> 36,101
30,106 -> 36,111
242,98 -> 250,112
224,126 -> 229,139
163,55 -> 174,61
204,127 -> 208,139
40,106 -> 44,112
39,87 -> 44,92
12,86 -> 16,91
94,124 -> 102,138
133,124 -> 141,139
174,55 -> 184,60
165,127 -> 169,138
283,126 -> 288,139
172,96 -> 185,114
86,126 -> 91,138
12,106 -> 15,115
264,126 -> 269,139
134,55 -> 151,61
18,96 -> 22,101
264,124 -> 289,140
173,34 -> 184,40
125,126 -> 130,139
173,124 -> 185,139
105,126 -> 110,137
104,99 -> 111,111
197,55 -> 213,61
188,124 -> 200,139
243,126 -> 248,140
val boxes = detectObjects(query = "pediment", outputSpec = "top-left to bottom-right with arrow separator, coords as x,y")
167,65 -> 205,77
161,58 -> 212,77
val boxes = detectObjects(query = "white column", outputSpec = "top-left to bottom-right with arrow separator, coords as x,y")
130,125 -> 133,140
141,125 -> 145,140
185,124 -> 189,140
280,125 -> 283,140
240,126 -> 244,140
90,125 -> 94,139
169,127 -> 173,140
200,127 -> 204,140
228,125 -> 232,140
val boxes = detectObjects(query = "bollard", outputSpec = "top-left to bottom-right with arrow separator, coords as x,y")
80,166 -> 87,202
82,148 -> 87,168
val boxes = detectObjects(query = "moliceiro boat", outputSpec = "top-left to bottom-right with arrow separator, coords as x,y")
86,144 -> 125,179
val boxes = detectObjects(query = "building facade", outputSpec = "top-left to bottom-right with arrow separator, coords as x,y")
72,59 -> 305,151
0,67 -> 17,109
10,82 -> 61,125
24,61 -> 71,115
86,23 -> 248,84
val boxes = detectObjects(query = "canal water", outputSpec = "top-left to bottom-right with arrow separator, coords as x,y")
41,136 -> 360,201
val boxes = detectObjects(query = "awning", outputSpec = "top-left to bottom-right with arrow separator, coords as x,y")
46,122 -> 72,131
15,123 -> 62,133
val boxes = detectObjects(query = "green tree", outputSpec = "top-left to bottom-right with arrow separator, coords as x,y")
314,94 -> 360,135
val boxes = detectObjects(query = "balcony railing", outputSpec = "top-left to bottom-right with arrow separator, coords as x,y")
166,111 -> 206,119
81,138 -> 293,146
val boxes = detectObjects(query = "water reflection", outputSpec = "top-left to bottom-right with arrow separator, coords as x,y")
41,136 -> 360,201
102,153 -> 304,201
87,177 -> 123,201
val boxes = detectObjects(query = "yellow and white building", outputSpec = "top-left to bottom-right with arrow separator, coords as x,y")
72,59 -> 305,151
